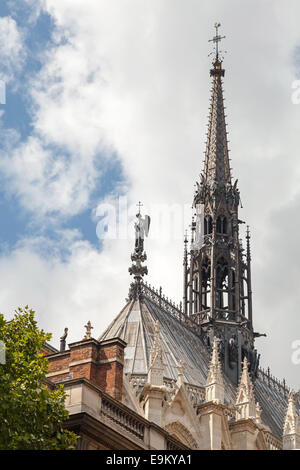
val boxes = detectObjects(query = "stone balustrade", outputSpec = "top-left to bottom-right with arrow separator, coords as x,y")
63,377 -> 188,450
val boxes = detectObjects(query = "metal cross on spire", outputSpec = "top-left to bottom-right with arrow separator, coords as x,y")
136,201 -> 143,216
208,22 -> 226,61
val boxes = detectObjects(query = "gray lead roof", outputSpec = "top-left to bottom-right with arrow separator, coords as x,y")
99,291 -> 298,440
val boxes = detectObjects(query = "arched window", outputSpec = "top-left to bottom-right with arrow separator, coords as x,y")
216,215 -> 228,234
216,257 -> 229,311
201,257 -> 210,310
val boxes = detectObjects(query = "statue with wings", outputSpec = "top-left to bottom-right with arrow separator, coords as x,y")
134,212 -> 150,253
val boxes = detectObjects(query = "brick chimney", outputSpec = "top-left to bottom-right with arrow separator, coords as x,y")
46,336 -> 126,401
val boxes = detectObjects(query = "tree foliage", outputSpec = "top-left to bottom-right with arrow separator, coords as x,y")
0,307 -> 78,450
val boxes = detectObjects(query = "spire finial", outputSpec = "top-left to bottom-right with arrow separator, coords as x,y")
205,336 -> 224,404
60,327 -> 68,352
209,22 -> 226,63
128,204 -> 151,299
137,200 -> 143,216
283,389 -> 299,441
176,360 -> 185,386
84,321 -> 93,340
236,356 -> 256,419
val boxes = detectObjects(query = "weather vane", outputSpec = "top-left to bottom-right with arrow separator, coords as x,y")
208,22 -> 226,61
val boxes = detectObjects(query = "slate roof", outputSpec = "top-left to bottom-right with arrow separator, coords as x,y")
99,283 -> 298,440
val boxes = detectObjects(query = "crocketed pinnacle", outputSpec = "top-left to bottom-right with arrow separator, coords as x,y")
283,390 -> 299,435
206,336 -> 224,386
235,357 -> 257,420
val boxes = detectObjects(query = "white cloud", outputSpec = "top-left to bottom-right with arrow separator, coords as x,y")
0,16 -> 25,82
0,232 -> 132,349
1,1 -> 300,387
0,135 -> 100,217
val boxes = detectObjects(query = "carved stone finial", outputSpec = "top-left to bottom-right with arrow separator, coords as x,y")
284,390 -> 298,434
255,401 -> 262,425
60,327 -> 68,352
84,321 -> 93,340
283,389 -> 300,449
205,336 -> 224,404
236,357 -> 256,420
176,360 -> 185,386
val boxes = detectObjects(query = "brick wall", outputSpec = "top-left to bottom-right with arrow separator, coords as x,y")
46,336 -> 126,401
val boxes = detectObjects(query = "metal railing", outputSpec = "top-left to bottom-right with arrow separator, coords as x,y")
141,281 -> 201,335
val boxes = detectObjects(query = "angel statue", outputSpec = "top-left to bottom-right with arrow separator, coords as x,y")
134,209 -> 150,253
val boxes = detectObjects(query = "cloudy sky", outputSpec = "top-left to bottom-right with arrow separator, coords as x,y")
0,0 -> 300,388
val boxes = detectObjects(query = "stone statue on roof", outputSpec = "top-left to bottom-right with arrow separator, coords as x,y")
134,205 -> 150,253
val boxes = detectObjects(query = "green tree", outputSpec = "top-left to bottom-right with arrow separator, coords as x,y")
0,306 -> 78,450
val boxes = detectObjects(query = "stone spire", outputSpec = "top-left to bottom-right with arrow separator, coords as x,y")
203,56 -> 231,189
283,390 -> 300,449
236,357 -> 256,420
205,337 -> 224,404
183,24 -> 262,386
201,23 -> 230,189
128,203 -> 151,300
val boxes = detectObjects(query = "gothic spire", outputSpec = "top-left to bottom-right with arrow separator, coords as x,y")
183,24 -> 260,386
283,390 -> 299,436
205,337 -> 224,404
282,390 -> 300,449
236,357 -> 256,419
203,23 -> 231,189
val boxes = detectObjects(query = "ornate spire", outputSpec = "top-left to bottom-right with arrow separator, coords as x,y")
128,203 -> 151,300
183,24 -> 261,386
283,390 -> 300,449
283,390 -> 299,435
236,357 -> 256,420
205,337 -> 224,404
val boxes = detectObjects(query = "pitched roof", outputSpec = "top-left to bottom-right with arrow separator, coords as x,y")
99,282 -> 298,440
